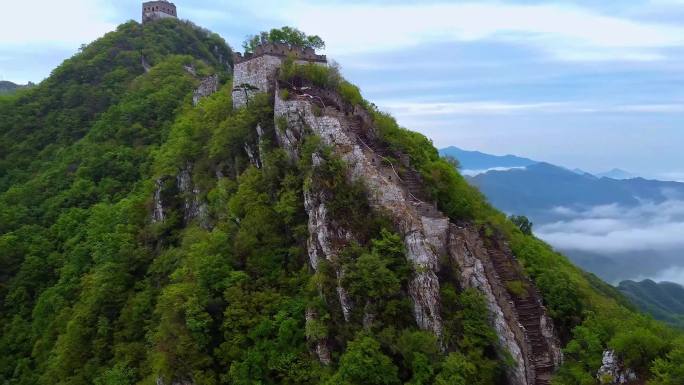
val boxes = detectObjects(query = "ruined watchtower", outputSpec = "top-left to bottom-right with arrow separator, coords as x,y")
142,0 -> 177,23
232,43 -> 327,109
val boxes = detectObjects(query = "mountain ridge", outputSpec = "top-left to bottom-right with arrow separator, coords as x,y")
467,160 -> 684,221
618,279 -> 684,328
0,17 -> 683,385
439,146 -> 537,171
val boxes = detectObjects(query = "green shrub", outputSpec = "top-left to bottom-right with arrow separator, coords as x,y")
506,280 -> 529,299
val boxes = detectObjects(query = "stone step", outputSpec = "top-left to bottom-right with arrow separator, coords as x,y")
483,239 -> 559,384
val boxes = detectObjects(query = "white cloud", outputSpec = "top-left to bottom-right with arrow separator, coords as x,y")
379,101 -> 567,116
657,172 -> 684,182
281,2 -> 684,61
631,266 -> 684,286
651,266 -> 684,286
609,104 -> 684,113
0,0 -> 116,47
377,100 -> 684,118
536,200 -> 684,253
461,166 -> 527,177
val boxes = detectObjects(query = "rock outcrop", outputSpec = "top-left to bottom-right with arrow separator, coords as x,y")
275,89 -> 444,338
304,161 -> 355,321
150,164 -> 210,229
597,350 -> 637,384
158,47 -> 563,383
151,177 -> 167,223
192,74 -> 219,106
273,83 -> 563,384
177,163 -> 210,229
448,224 -> 562,385
448,224 -> 530,385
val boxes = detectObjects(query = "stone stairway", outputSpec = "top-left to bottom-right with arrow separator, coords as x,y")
286,82 -> 561,384
486,246 -> 555,385
343,115 -> 444,219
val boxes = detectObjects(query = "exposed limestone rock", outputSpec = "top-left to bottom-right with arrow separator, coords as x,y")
275,89 -> 443,338
273,84 -> 564,385
448,224 -> 529,385
152,177 -> 166,223
183,65 -> 197,76
447,223 -> 563,385
243,143 -> 260,168
255,123 -> 266,167
421,215 -> 450,256
597,350 -> 637,384
303,162 -> 354,321
177,163 -> 211,229
142,55 -> 151,73
192,74 -> 219,106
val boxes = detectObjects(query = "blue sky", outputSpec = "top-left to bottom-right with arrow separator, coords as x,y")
2,0 -> 684,180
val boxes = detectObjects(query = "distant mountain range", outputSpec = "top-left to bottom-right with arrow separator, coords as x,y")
440,147 -> 684,221
439,146 -> 536,171
467,162 -> 684,221
441,146 -> 684,325
618,280 -> 684,328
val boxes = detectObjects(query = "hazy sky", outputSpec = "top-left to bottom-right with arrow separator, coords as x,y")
2,0 -> 683,179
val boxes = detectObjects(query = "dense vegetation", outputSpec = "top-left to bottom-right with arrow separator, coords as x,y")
368,91 -> 684,385
2,19 -> 684,385
242,26 -> 325,53
277,58 -> 684,384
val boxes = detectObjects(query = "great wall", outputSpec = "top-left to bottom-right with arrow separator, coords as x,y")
142,2 -> 564,382
226,41 -> 563,385
142,0 -> 177,23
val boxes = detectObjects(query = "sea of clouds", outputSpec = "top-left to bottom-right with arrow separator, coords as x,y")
535,199 -> 684,285
460,166 -> 527,177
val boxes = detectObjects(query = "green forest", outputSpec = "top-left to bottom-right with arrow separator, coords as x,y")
1,19 -> 684,385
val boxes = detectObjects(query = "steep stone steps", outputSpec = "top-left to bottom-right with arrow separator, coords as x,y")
290,84 -> 559,384
484,239 -> 556,385
339,114 -> 444,218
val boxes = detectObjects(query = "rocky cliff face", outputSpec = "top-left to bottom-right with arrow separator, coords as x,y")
151,163 -> 211,229
192,74 -> 219,106
152,52 -> 563,385
274,91 -> 444,338
597,350 -> 637,384
176,163 -> 210,229
303,174 -> 354,321
447,224 -> 530,385
272,84 -> 563,385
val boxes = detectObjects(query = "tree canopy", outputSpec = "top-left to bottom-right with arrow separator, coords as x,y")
243,26 -> 325,53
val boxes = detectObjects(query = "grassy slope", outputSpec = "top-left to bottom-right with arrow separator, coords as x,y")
619,280 -> 684,328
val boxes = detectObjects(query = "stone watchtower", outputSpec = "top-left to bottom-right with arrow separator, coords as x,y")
142,0 -> 177,23
232,43 -> 327,109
